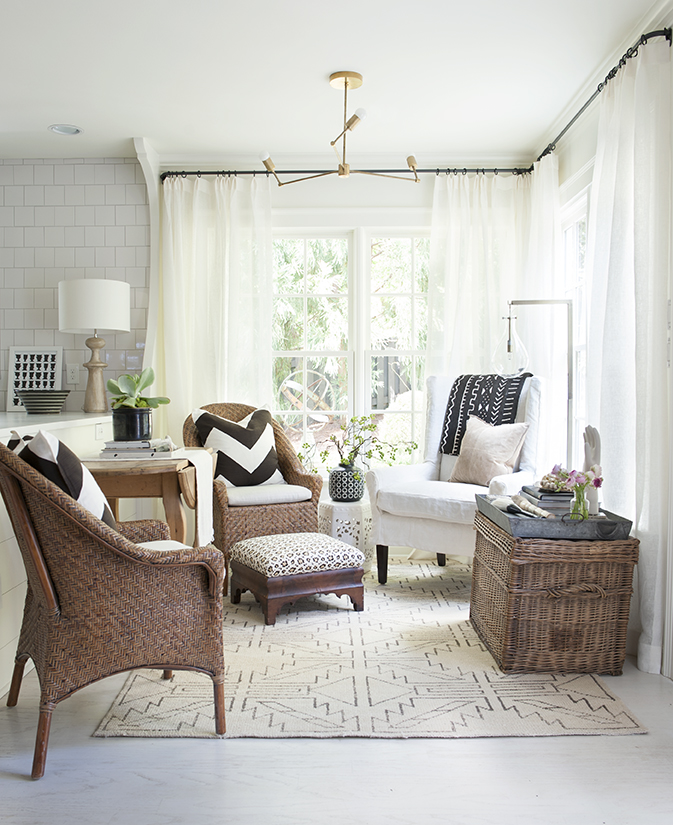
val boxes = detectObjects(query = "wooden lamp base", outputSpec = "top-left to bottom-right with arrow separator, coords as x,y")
83,335 -> 108,414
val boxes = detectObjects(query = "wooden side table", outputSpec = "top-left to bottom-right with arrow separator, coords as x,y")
84,458 -> 196,544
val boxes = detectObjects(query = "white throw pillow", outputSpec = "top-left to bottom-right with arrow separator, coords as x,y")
449,416 -> 529,487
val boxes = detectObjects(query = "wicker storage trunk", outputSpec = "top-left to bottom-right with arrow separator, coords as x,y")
470,511 -> 639,675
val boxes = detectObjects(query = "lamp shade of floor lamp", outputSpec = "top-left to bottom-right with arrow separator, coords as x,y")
58,279 -> 131,413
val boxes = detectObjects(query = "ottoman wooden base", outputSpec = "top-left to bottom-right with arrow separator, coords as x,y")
230,560 -> 365,625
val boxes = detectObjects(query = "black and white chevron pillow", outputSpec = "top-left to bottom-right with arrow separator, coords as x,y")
7,430 -> 30,453
192,408 -> 285,488
13,429 -> 117,529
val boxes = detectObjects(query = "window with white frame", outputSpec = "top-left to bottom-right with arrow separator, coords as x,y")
562,191 -> 588,467
367,236 -> 429,459
271,231 -> 429,471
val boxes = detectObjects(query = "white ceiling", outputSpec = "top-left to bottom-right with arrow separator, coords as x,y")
0,0 -> 664,167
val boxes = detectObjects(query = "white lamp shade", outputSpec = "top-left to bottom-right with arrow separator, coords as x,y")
58,279 -> 131,334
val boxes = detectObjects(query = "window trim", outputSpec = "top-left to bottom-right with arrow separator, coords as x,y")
271,225 -> 430,451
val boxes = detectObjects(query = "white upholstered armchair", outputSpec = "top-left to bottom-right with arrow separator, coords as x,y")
366,374 -> 542,583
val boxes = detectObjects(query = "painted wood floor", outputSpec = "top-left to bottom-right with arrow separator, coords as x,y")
1,656 -> 672,825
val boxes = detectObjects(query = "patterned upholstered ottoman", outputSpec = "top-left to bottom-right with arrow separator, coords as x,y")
229,532 -> 365,625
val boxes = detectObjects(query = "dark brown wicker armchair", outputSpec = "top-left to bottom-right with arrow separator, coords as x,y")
0,442 -> 226,780
183,403 -> 322,558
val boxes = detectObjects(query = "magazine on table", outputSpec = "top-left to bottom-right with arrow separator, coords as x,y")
99,436 -> 177,458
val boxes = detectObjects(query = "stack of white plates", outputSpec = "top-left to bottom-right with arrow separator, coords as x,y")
16,390 -> 70,415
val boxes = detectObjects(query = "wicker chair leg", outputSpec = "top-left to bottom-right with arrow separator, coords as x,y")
436,553 -> 447,566
376,545 -> 389,584
32,705 -> 53,780
7,658 -> 27,707
162,670 -> 173,680
213,681 -> 226,735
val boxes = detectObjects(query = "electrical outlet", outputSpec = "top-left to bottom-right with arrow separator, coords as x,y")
95,424 -> 105,440
66,364 -> 79,385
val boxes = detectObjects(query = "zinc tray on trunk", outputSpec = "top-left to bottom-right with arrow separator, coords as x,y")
475,494 -> 633,540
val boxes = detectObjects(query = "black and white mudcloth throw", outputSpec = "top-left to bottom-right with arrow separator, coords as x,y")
440,373 -> 533,456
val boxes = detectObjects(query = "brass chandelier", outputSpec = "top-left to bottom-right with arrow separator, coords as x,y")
260,71 -> 419,187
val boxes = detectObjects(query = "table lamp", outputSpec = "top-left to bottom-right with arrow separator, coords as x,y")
58,279 -> 131,413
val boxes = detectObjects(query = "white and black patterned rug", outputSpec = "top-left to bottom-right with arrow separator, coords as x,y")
94,561 -> 646,739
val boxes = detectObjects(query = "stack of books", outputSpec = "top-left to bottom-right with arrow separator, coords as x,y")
519,484 -> 573,515
99,436 -> 175,459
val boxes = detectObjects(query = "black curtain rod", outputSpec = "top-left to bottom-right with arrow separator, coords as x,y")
537,27 -> 671,160
160,26 -> 672,182
160,166 -> 533,182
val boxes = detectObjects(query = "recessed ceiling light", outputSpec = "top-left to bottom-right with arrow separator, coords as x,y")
48,124 -> 83,136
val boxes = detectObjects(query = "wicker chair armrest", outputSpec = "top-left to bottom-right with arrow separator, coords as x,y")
213,478 -> 230,508
116,519 -> 171,543
108,536 -> 226,600
275,439 -> 323,500
282,467 -> 323,500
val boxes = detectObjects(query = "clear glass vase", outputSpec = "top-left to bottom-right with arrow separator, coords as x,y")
571,486 -> 589,520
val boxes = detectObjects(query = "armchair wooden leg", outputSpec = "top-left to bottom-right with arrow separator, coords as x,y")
437,553 -> 447,567
376,544 -> 389,584
31,705 -> 53,780
162,670 -> 173,680
213,680 -> 226,735
7,658 -> 27,707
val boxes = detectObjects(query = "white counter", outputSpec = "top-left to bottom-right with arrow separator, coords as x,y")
0,411 -> 112,438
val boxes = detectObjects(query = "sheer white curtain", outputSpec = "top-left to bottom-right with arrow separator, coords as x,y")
586,39 -> 671,674
427,155 -> 564,470
154,175 -> 273,440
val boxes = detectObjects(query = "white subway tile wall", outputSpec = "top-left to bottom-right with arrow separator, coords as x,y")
0,159 -> 150,412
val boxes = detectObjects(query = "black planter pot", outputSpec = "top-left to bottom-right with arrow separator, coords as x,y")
112,407 -> 153,441
328,463 -> 365,502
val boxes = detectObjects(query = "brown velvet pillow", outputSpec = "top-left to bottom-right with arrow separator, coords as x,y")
449,415 -> 529,486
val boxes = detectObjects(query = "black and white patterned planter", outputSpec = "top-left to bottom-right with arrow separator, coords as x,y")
328,464 -> 365,502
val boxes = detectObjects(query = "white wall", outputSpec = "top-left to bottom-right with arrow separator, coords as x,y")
0,158 -> 153,696
0,158 -> 150,413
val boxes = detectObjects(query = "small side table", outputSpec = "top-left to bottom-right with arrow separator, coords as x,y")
318,489 -> 375,571
84,457 -> 196,545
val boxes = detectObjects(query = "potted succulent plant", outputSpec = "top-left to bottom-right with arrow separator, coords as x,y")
106,367 -> 170,441
299,414 -> 417,502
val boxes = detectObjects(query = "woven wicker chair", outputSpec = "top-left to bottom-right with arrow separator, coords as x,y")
0,442 -> 226,780
183,403 -> 322,558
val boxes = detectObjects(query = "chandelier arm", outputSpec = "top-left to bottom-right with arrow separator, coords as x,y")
352,170 -> 420,183
273,171 -> 339,187
330,127 -> 349,146
268,168 -> 283,187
